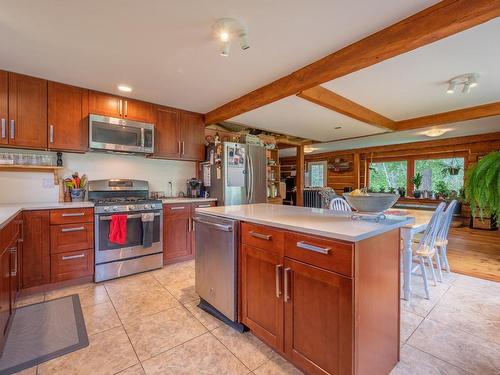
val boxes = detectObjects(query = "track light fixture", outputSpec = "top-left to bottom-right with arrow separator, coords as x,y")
213,18 -> 249,57
446,73 -> 479,94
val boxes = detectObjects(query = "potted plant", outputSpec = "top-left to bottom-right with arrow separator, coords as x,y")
442,158 -> 462,176
465,151 -> 499,229
379,186 -> 386,193
397,187 -> 406,197
435,181 -> 449,200
411,173 -> 423,198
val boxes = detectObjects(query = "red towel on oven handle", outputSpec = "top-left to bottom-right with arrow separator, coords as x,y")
109,214 -> 128,245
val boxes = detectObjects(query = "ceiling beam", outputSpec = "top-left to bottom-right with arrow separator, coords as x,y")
395,102 -> 500,130
297,86 -> 397,130
205,0 -> 500,124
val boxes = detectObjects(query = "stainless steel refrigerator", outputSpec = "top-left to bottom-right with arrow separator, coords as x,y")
208,142 -> 267,206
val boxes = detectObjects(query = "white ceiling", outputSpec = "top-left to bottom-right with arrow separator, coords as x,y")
0,0 -> 438,113
230,95 -> 385,141
279,116 -> 500,157
322,19 -> 500,120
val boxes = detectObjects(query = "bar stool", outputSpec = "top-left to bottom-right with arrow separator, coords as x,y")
329,197 -> 352,211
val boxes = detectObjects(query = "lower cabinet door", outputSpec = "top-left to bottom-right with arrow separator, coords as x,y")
0,248 -> 10,339
22,211 -> 50,288
241,244 -> 284,352
163,209 -> 192,264
51,249 -> 94,282
284,258 -> 353,375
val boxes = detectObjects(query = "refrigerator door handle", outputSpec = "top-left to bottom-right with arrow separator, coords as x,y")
247,152 -> 253,203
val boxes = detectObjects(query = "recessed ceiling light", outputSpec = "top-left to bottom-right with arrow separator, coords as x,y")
118,85 -> 132,92
219,31 -> 229,42
419,128 -> 451,137
304,146 -> 319,153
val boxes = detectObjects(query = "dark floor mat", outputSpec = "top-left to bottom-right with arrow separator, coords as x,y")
0,294 -> 88,375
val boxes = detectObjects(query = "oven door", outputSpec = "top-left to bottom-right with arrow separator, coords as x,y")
95,211 -> 162,264
89,114 -> 154,153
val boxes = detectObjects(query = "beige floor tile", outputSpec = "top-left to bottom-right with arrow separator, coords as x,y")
38,326 -> 138,375
45,283 -> 109,307
183,301 -> 222,331
124,306 -> 206,361
141,332 -> 249,375
164,277 -> 199,304
400,309 -> 424,343
253,354 -> 303,375
82,301 -> 122,335
104,273 -> 165,299
111,289 -> 180,324
151,262 -> 195,287
401,277 -> 451,317
408,319 -> 500,374
452,273 -> 500,295
427,285 -> 500,344
116,364 -> 146,375
212,325 -> 275,371
390,344 -> 469,375
14,293 -> 44,308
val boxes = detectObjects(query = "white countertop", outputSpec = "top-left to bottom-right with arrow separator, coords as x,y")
196,203 -> 415,242
161,197 -> 217,204
0,202 -> 94,230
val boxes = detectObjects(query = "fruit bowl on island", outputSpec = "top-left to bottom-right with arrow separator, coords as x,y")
343,190 -> 399,214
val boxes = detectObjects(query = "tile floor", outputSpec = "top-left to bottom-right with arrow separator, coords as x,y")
12,260 -> 500,375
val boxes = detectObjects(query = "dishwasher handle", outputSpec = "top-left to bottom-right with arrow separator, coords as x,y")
192,217 -> 233,232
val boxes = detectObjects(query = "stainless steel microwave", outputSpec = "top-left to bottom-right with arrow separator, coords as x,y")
89,114 -> 154,154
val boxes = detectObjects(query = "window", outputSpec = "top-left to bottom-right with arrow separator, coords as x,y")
415,157 -> 464,194
369,160 -> 407,192
307,161 -> 327,187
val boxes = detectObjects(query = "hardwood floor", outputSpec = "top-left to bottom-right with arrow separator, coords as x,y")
447,227 -> 500,282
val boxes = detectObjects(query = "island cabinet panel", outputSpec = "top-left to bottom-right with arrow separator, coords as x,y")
163,204 -> 192,264
284,258 -> 353,375
8,72 -> 47,149
21,211 -> 51,288
48,82 -> 89,152
240,244 -> 284,352
0,71 -> 7,146
241,222 -> 284,254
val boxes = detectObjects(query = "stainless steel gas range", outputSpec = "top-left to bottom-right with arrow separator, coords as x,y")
88,179 -> 163,282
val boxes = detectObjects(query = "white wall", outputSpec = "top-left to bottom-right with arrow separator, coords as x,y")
0,148 -> 196,204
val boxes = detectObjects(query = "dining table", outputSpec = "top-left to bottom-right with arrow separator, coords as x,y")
386,208 -> 435,301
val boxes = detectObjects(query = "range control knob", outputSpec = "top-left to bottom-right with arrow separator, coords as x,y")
144,204 -> 151,210
103,206 -> 110,212
128,205 -> 135,211
112,206 -> 118,211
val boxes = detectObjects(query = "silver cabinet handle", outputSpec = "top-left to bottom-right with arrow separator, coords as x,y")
192,217 -> 232,232
249,231 -> 272,241
170,206 -> 185,210
61,226 -> 85,233
49,125 -> 54,143
275,264 -> 282,298
182,141 -> 185,155
124,100 -> 128,116
10,247 -> 17,276
119,99 -> 123,116
62,212 -> 85,217
62,253 -> 85,260
1,119 -> 5,139
284,267 -> 291,302
296,241 -> 331,254
178,141 -> 181,154
197,204 -> 211,208
10,119 -> 14,139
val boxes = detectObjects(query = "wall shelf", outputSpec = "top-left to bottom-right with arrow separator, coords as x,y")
0,165 -> 63,185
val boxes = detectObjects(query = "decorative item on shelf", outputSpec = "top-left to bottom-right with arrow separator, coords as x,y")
65,172 -> 87,202
56,152 -> 63,167
328,157 -> 352,172
411,173 -> 423,199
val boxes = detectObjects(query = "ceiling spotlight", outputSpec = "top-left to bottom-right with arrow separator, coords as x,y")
420,128 -> 451,137
304,146 -> 319,153
213,18 -> 249,56
445,73 -> 479,95
118,85 -> 132,92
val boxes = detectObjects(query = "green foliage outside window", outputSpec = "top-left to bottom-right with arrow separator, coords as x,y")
369,161 -> 407,192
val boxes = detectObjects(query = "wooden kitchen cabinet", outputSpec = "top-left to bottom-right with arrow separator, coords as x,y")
8,72 -> 47,149
48,82 -> 89,152
50,222 -> 93,254
284,258 -> 352,375
89,91 -> 154,123
180,112 -> 205,160
21,211 -> 51,288
0,248 -> 10,338
163,204 -> 192,264
0,71 -> 7,146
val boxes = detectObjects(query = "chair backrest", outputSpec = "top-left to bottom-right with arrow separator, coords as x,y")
329,197 -> 352,212
417,202 -> 446,253
437,200 -> 458,242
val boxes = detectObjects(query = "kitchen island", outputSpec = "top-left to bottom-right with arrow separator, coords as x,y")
196,204 -> 414,375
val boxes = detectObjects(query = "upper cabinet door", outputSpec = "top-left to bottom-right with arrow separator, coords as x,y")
8,73 -> 47,149
48,82 -> 89,152
180,112 -> 205,161
88,91 -> 122,118
154,106 -> 180,158
122,99 -> 154,123
0,71 -> 7,146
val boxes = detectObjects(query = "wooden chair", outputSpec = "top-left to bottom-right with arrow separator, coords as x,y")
435,200 -> 458,273
411,202 -> 446,299
329,197 -> 352,212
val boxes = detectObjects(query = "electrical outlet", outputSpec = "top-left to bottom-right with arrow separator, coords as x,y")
42,178 -> 54,189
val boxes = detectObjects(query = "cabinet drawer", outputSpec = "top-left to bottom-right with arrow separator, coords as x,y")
241,222 -> 284,255
285,232 -> 353,277
50,208 -> 93,225
50,223 -> 94,254
51,249 -> 94,282
164,203 -> 191,217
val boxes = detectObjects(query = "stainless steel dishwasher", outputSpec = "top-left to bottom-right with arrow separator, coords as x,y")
193,213 -> 244,331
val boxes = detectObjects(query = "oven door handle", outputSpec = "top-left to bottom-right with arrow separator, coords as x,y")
99,212 -> 161,220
